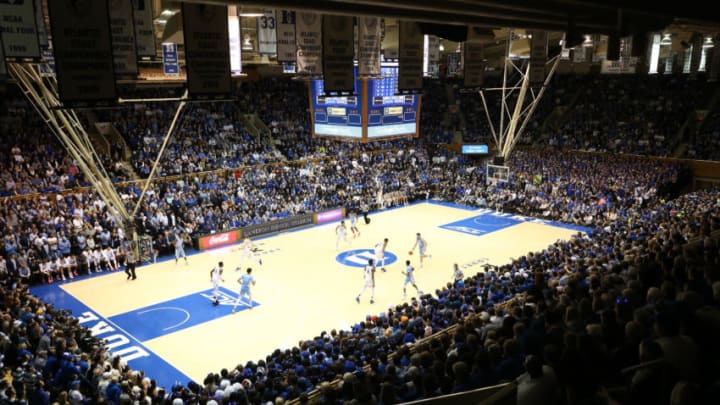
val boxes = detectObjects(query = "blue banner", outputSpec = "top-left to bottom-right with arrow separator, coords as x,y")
162,42 -> 179,75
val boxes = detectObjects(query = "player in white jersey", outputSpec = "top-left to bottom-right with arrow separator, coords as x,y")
210,262 -> 225,306
237,237 -> 263,269
232,267 -> 256,312
410,232 -> 432,268
103,246 -> 119,271
452,263 -> 465,287
375,238 -> 389,272
349,211 -> 360,238
402,260 -> 420,299
355,259 -> 376,304
174,232 -> 189,266
335,220 -> 351,250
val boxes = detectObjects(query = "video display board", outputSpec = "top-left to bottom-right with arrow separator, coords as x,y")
366,64 -> 420,138
310,68 -> 362,138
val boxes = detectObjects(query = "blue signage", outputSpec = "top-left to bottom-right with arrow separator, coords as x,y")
162,42 -> 179,75
461,144 -> 489,154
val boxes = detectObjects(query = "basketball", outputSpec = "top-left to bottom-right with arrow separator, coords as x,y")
408,251 -> 413,255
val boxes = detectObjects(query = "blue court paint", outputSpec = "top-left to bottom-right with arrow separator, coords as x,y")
109,287 -> 258,341
336,249 -> 398,268
440,208 -> 594,236
30,284 -> 191,390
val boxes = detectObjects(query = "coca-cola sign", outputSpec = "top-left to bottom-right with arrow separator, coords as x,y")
197,229 -> 241,250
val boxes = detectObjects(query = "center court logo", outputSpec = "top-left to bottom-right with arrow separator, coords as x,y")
336,249 -> 398,268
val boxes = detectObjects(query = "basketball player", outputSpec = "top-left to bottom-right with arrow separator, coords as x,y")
402,260 -> 420,299
349,211 -> 360,238
232,268 -> 256,312
410,232 -> 432,268
356,259 -> 376,304
210,262 -> 225,306
453,263 -> 465,286
375,238 -> 389,272
174,231 -> 189,266
336,220 -> 351,250
238,237 -> 262,269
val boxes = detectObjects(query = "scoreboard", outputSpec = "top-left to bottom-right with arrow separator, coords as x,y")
309,64 -> 421,141
310,76 -> 363,138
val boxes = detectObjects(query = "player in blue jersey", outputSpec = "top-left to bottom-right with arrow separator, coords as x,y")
402,260 -> 420,299
349,211 -> 360,238
232,267 -> 256,312
410,232 -> 432,268
174,231 -> 189,266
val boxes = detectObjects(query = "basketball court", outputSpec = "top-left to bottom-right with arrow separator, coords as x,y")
30,201 -> 590,388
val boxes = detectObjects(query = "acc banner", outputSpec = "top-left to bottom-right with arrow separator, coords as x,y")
295,11 -> 322,75
109,0 -> 138,75
182,3 -> 232,98
227,5 -> 242,75
48,0 -> 117,106
398,21 -> 423,91
132,0 -> 156,58
257,9 -> 277,55
529,30 -> 548,84
322,15 -> 354,93
463,27 -> 486,88
0,0 -> 41,60
276,9 -> 296,63
357,17 -> 381,77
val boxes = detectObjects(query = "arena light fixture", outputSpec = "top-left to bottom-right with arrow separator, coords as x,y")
703,36 -> 714,48
660,33 -> 672,46
582,35 -> 594,47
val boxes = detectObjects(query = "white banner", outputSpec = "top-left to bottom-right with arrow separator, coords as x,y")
109,0 -> 138,75
426,35 -> 440,76
529,31 -> 548,84
398,21 -> 423,91
295,11 -> 322,75
0,0 -> 41,59
132,0 -> 156,57
48,0 -> 117,105
228,6 -> 242,74
182,3 -> 232,97
34,0 -> 48,47
357,17 -> 381,76
257,9 -> 277,55
322,15 -> 354,93
463,27 -> 486,87
276,10 -> 296,62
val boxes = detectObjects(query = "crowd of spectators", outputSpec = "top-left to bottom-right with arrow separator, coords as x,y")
2,74 -> 720,405
687,108 -> 720,161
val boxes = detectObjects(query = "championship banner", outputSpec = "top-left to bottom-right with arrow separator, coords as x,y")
357,17 -> 381,77
109,0 -> 138,75
447,52 -> 459,77
162,42 -> 179,75
463,26 -> 486,88
425,35 -> 440,77
48,0 -> 117,106
182,3 -> 232,98
257,9 -> 277,55
276,9 -> 296,63
529,30 -> 548,84
295,11 -> 322,75
227,5 -> 242,75
35,0 -> 48,47
132,0 -> 156,58
398,21 -> 423,91
39,46 -> 55,76
322,15 -> 354,93
0,0 -> 41,60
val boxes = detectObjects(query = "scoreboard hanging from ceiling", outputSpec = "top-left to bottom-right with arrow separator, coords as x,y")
309,63 -> 421,141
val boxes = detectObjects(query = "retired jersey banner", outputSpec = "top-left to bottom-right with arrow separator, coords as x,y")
108,0 -> 138,75
398,21 -> 423,91
322,15 -> 354,93
295,11 -> 322,75
463,27 -> 486,88
132,0 -> 156,58
182,3 -> 232,98
162,42 -> 179,75
227,6 -> 242,75
357,17 -> 381,77
0,0 -> 41,59
257,9 -> 277,55
276,9 -> 296,62
424,35 -> 440,77
529,30 -> 548,84
447,52 -> 459,77
48,0 -> 117,106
